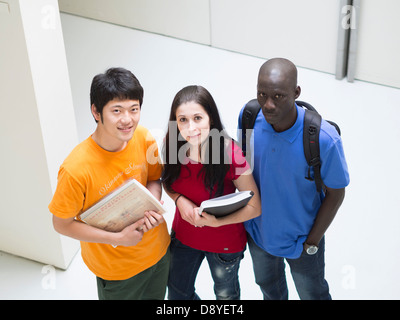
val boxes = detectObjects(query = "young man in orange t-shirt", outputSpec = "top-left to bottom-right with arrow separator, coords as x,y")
49,68 -> 170,299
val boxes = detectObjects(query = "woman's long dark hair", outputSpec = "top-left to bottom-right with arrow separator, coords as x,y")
162,85 -> 231,198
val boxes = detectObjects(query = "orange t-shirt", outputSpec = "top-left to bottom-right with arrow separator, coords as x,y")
48,125 -> 170,280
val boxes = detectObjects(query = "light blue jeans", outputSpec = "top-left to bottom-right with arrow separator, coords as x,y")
167,232 -> 244,300
247,234 -> 331,300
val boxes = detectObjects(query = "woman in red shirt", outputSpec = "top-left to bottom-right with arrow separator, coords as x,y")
162,85 -> 261,300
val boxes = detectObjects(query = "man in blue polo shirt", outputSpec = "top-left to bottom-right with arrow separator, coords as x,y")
238,58 -> 349,300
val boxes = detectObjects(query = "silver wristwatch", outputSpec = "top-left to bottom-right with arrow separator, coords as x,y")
306,244 -> 318,255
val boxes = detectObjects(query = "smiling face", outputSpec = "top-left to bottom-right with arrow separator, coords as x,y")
91,98 -> 140,152
176,101 -> 211,147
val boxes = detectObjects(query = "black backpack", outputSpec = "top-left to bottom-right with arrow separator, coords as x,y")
241,99 -> 341,193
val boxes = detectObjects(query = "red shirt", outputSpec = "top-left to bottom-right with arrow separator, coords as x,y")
171,142 -> 249,253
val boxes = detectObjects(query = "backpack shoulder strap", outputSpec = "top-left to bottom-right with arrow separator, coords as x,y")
242,99 -> 261,131
303,108 -> 323,193
241,99 -> 261,157
297,100 -> 341,136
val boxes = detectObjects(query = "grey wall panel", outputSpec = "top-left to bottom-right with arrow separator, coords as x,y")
352,0 -> 400,88
58,0 -> 211,45
210,0 -> 341,74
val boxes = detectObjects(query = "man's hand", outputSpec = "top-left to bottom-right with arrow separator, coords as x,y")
142,210 -> 165,232
305,187 -> 345,246
115,218 -> 145,247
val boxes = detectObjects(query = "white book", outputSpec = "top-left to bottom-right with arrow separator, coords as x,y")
199,190 -> 254,217
80,179 -> 165,232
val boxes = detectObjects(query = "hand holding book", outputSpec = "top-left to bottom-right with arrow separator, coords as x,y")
142,208 -> 165,232
192,191 -> 254,228
80,179 -> 166,233
192,209 -> 218,228
198,191 -> 254,217
112,210 -> 164,247
114,218 -> 146,247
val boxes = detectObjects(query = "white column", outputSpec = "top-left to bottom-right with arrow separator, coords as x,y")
0,0 -> 80,269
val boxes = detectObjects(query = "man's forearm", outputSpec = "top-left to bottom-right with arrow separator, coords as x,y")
305,187 -> 345,246
52,215 -> 145,247
53,215 -> 119,244
146,179 -> 162,200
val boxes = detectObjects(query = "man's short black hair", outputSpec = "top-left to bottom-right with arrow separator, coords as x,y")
90,67 -> 144,122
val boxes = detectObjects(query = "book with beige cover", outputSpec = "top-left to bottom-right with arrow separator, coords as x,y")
80,179 -> 165,232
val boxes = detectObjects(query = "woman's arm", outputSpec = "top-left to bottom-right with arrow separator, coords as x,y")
163,187 -> 198,226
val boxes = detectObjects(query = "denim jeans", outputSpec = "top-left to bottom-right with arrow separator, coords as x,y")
168,233 -> 244,300
247,234 -> 331,300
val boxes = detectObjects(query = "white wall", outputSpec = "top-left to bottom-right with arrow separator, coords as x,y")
0,0 -> 79,269
58,0 -> 400,89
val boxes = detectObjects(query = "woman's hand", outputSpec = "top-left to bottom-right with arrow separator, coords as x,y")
193,209 -> 220,228
176,195 -> 198,226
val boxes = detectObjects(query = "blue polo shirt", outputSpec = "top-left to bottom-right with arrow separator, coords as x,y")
238,104 -> 349,259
